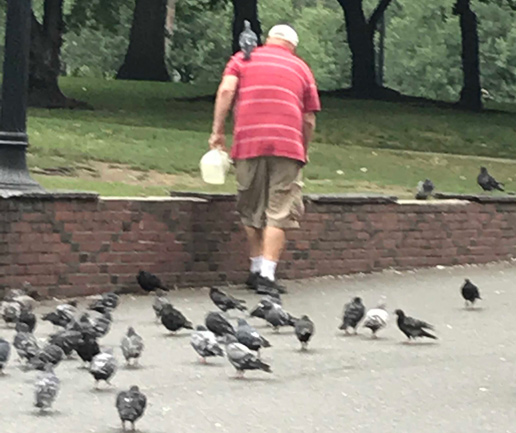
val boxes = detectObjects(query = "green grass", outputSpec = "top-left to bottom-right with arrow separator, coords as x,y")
26,77 -> 516,197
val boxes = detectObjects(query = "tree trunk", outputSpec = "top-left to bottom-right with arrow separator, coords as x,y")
28,0 -> 86,108
231,0 -> 262,55
454,0 -> 482,110
117,0 -> 170,82
165,0 -> 176,58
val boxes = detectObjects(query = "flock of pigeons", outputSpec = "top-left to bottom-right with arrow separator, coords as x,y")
416,166 -> 506,199
0,270 -> 483,430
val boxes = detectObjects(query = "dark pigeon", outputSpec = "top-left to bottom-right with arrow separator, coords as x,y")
75,333 -> 100,366
239,20 -> 258,60
137,270 -> 169,293
34,366 -> 60,411
48,328 -> 82,357
89,292 -> 119,314
209,287 -> 247,312
13,322 -> 39,363
415,179 -> 435,200
160,304 -> 193,333
249,295 -> 282,320
262,302 -> 297,332
2,301 -> 21,326
461,279 -> 481,307
116,385 -> 147,431
30,344 -> 65,371
90,350 -> 117,388
294,315 -> 315,350
190,325 -> 224,363
395,309 -> 437,341
0,337 -> 10,373
152,289 -> 171,321
477,166 -> 504,192
18,310 -> 36,333
42,301 -> 77,329
205,312 -> 235,337
339,297 -> 365,334
225,335 -> 271,378
121,327 -> 144,366
236,318 -> 271,356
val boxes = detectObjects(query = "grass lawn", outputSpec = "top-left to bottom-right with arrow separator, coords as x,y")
26,77 -> 516,197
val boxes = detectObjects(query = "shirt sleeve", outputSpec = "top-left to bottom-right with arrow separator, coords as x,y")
303,70 -> 321,113
223,55 -> 242,78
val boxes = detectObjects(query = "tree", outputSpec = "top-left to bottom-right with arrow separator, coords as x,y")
231,0 -> 262,54
336,0 -> 394,96
453,0 -> 482,110
116,0 -> 171,81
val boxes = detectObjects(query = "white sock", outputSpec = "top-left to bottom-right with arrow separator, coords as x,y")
260,259 -> 277,281
250,256 -> 262,274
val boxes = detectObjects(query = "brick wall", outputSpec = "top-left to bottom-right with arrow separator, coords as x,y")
1,193 -> 515,298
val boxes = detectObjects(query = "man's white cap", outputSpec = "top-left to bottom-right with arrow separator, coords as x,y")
268,24 -> 299,47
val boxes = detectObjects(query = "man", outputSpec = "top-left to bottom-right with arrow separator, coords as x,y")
209,24 -> 321,296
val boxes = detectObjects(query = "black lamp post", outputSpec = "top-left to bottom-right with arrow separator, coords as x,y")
0,0 -> 43,196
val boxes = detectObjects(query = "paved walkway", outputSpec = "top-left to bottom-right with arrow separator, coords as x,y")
1,261 -> 516,433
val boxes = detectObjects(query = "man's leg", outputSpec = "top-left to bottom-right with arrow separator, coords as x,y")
244,226 -> 263,281
260,227 -> 285,280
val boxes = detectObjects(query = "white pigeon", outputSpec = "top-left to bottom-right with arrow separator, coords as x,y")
362,300 -> 389,338
190,325 -> 224,364
90,350 -> 117,388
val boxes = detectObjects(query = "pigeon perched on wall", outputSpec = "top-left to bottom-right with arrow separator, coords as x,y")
210,287 -> 247,312
236,318 -> 271,357
205,312 -> 235,337
190,325 -> 224,363
0,337 -> 10,373
90,350 -> 117,388
2,301 -> 21,326
395,309 -> 437,341
13,322 -> 39,363
262,302 -> 297,332
461,279 -> 481,308
225,335 -> 271,378
121,327 -> 144,366
137,270 -> 169,293
75,332 -> 100,366
152,289 -> 171,321
362,300 -> 389,338
415,179 -> 435,200
160,304 -> 193,334
477,166 -> 504,191
116,385 -> 147,432
34,366 -> 60,412
249,295 -> 282,320
30,344 -> 65,371
339,297 -> 365,334
239,20 -> 258,61
294,315 -> 315,350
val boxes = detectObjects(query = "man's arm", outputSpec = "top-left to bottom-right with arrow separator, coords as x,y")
303,112 -> 317,154
209,75 -> 239,150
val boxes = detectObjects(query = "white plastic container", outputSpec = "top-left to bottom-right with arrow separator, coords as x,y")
199,149 -> 231,185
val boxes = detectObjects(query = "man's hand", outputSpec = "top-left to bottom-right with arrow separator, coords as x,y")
209,132 -> 227,152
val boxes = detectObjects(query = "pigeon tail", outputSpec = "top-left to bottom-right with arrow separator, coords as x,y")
420,329 -> 437,340
184,321 -> 193,330
252,359 -> 272,373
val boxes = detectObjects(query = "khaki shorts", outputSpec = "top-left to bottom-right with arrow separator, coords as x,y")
235,156 -> 305,229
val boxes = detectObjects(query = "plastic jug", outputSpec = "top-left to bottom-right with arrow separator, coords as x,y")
200,149 -> 231,185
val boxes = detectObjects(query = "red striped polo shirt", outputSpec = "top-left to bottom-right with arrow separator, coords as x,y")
223,44 -> 321,163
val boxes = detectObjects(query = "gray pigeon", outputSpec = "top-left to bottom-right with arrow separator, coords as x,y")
262,302 -> 297,332
90,350 -> 117,388
236,318 -> 271,357
13,322 -> 39,363
152,289 -> 171,321
294,315 -> 315,350
42,301 -> 77,329
477,166 -> 504,192
190,325 -> 224,363
121,327 -> 144,366
239,20 -> 258,60
14,294 -> 37,313
92,311 -> 112,338
210,287 -> 247,312
225,335 -> 271,378
415,179 -> 434,200
249,295 -> 282,320
205,311 -> 235,337
0,337 -> 10,373
116,385 -> 147,431
339,297 -> 365,334
2,301 -> 21,326
34,366 -> 60,411
30,344 -> 64,371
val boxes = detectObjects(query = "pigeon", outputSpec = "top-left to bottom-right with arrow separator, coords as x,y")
121,327 -> 144,366
294,315 -> 315,350
160,304 -> 193,333
205,311 -> 235,337
210,287 -> 247,312
249,295 -> 282,320
75,332 -> 100,366
190,325 -> 224,363
137,270 -> 169,293
239,20 -> 258,61
225,335 -> 271,378
3,288 -> 26,302
34,366 -> 60,411
13,322 -> 39,363
415,179 -> 435,200
363,300 -> 389,338
339,297 -> 365,334
116,385 -> 147,431
262,302 -> 297,332
48,328 -> 82,357
92,311 -> 112,339
461,279 -> 481,308
13,294 -> 38,313
30,344 -> 65,371
236,318 -> 271,357
18,309 -> 36,333
0,337 -> 10,373
477,166 -> 504,192
2,301 -> 21,326
89,292 -> 119,313
395,309 -> 437,341
90,350 -> 117,388
152,289 -> 171,321
42,301 -> 77,329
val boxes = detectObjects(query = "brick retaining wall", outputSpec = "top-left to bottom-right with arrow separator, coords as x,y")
1,193 -> 515,298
